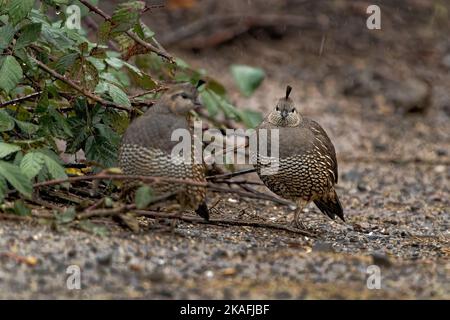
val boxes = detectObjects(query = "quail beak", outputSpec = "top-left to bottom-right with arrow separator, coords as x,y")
281,110 -> 289,119
194,96 -> 203,107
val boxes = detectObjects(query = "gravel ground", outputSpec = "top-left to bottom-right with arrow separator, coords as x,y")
0,1 -> 449,299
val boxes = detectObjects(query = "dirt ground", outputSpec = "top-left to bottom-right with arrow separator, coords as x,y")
0,1 -> 449,299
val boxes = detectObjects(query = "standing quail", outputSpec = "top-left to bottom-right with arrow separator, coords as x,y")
253,85 -> 344,227
118,82 -> 209,220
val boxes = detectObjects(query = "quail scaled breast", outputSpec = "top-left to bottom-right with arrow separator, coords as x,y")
118,82 -> 209,220
253,85 -> 344,227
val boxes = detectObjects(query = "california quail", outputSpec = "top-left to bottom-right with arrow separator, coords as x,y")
118,82 -> 209,220
253,85 -> 344,227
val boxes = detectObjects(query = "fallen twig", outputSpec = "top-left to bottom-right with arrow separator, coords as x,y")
208,185 -> 294,207
207,168 -> 257,180
134,210 -> 316,237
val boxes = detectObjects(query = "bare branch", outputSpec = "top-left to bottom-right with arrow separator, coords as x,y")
30,56 -> 131,112
134,210 -> 316,237
78,0 -> 173,62
0,91 -> 41,108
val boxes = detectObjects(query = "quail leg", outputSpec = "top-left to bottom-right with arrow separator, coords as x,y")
293,199 -> 308,229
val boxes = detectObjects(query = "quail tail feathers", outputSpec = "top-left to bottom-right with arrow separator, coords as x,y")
313,189 -> 345,222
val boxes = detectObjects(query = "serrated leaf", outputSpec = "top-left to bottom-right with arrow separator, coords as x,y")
110,1 -> 145,34
105,57 -> 124,69
54,53 -> 79,74
0,142 -> 21,159
20,152 -> 45,179
7,0 -> 35,25
98,21 -> 112,44
85,135 -> 117,169
66,58 -> 99,90
135,185 -> 153,209
0,110 -> 15,132
230,64 -> 265,97
15,119 -> 39,135
0,160 -> 32,198
0,24 -> 15,50
15,23 -> 42,50
41,152 -> 68,180
0,56 -> 23,93
107,83 -> 131,107
200,89 -> 219,117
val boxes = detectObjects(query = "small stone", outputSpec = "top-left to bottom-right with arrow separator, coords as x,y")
96,252 -> 113,266
312,241 -> 334,253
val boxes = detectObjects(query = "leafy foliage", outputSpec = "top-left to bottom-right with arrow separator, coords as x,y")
230,65 -> 265,97
0,0 -> 264,209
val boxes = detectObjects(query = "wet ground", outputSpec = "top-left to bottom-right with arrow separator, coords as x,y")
0,1 -> 449,299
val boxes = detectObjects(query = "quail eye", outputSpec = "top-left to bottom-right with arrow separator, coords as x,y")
291,108 -> 295,112
276,106 -> 280,111
180,93 -> 189,99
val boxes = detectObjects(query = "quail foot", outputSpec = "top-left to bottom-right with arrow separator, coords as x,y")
253,85 -> 344,228
118,82 -> 209,221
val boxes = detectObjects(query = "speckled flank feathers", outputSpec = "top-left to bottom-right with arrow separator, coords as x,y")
254,85 -> 344,224
118,83 -> 209,220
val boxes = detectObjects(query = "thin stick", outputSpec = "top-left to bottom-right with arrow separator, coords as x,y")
134,210 -> 316,237
33,173 -> 208,189
0,91 -> 41,108
207,168 -> 256,180
78,0 -> 173,62
208,185 -> 294,207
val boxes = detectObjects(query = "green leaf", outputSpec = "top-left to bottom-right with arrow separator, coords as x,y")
15,23 -> 42,50
98,21 -> 112,44
0,110 -> 15,132
56,206 -> 76,224
0,142 -> 21,159
54,53 -> 79,74
41,152 -> 67,180
135,185 -> 153,209
107,83 -> 131,108
0,24 -> 15,50
85,135 -> 117,169
20,152 -> 45,179
110,1 -> 145,34
0,160 -> 32,198
200,89 -> 220,117
0,56 -> 23,93
7,0 -> 35,25
238,109 -> 263,128
14,119 -> 39,135
230,64 -> 265,97
14,199 -> 31,216
0,176 -> 7,203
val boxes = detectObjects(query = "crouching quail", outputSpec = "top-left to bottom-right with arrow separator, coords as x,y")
253,85 -> 344,227
118,82 -> 209,220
